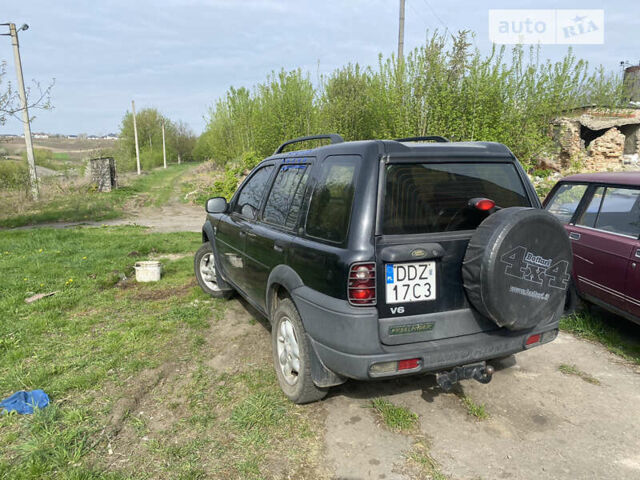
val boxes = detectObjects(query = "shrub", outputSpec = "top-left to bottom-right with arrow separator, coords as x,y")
0,160 -> 29,191
197,31 -> 624,168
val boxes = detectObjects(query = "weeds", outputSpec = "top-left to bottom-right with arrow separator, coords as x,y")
407,441 -> 449,480
459,394 -> 489,420
371,397 -> 418,432
558,364 -> 601,385
560,312 -> 640,365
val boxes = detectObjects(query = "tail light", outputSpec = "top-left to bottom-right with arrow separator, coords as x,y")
348,262 -> 376,306
526,333 -> 541,346
468,197 -> 496,211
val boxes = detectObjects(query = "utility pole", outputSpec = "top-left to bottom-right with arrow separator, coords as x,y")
2,23 -> 38,200
131,100 -> 141,175
161,119 -> 167,168
397,0 -> 405,63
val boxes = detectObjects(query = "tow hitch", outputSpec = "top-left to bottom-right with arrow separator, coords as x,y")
435,362 -> 494,392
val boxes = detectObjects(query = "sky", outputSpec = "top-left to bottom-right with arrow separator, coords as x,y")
1,0 -> 638,136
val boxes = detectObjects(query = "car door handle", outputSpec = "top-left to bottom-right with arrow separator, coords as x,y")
569,232 -> 581,241
635,249 -> 640,259
246,232 -> 257,239
273,241 -> 285,253
239,231 -> 247,238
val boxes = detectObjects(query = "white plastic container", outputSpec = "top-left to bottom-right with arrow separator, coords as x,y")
134,261 -> 162,282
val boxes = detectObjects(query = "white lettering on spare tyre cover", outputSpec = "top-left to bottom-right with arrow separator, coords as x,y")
499,245 -> 570,299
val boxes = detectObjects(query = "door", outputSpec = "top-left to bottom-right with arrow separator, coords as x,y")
624,245 -> 640,320
569,186 -> 640,313
376,160 -> 534,345
215,164 -> 274,294
244,162 -> 312,309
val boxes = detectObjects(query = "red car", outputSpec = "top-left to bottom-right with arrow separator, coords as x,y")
544,172 -> 640,325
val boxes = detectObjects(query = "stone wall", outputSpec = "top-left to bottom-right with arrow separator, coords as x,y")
585,128 -> 625,170
550,119 -> 582,168
90,157 -> 117,192
549,110 -> 640,171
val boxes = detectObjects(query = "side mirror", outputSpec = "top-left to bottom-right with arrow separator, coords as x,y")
206,197 -> 228,214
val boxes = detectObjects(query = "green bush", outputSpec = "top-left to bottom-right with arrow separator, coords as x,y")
197,31 -> 624,168
0,160 -> 29,191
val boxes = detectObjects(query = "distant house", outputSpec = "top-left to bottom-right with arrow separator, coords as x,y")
67,134 -> 78,139
87,135 -> 100,140
103,133 -> 118,140
33,133 -> 49,139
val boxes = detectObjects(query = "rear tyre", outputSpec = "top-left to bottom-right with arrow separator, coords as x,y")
271,298 -> 328,404
194,242 -> 233,298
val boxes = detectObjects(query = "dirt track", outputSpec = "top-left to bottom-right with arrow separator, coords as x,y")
209,299 -> 640,480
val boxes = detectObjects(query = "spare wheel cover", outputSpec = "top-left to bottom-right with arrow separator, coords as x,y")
462,207 -> 572,331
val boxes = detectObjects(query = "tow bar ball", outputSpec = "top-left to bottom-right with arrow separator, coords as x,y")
436,363 -> 495,392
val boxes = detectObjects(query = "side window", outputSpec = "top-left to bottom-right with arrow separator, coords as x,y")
233,165 -> 274,219
306,156 -> 358,243
577,187 -> 604,228
263,164 -> 311,228
545,183 -> 588,224
595,187 -> 640,236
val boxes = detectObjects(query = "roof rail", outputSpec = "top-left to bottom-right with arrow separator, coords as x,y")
395,135 -> 449,143
274,134 -> 344,154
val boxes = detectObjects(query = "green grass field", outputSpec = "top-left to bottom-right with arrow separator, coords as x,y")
0,227 -> 322,479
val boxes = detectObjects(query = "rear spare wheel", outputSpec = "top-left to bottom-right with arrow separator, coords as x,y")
462,207 -> 572,330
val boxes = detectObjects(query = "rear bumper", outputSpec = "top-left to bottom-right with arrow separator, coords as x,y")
310,327 -> 557,381
292,285 -> 559,381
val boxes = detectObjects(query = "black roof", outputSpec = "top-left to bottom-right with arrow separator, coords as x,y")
265,139 -> 514,162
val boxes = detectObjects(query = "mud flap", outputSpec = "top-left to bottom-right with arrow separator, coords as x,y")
307,334 -> 347,388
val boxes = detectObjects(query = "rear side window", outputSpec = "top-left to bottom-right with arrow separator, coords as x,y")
306,156 -> 358,243
383,162 -> 530,235
546,183 -> 588,224
263,164 -> 310,229
578,186 -> 640,237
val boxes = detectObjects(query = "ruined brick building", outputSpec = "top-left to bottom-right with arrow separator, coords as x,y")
548,65 -> 640,171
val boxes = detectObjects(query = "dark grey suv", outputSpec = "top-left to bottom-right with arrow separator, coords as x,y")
195,135 -> 572,403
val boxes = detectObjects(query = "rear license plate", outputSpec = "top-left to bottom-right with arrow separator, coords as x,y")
385,261 -> 436,304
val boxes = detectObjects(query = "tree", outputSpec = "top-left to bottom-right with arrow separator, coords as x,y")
170,120 -> 196,163
0,60 -> 54,126
117,108 -> 196,170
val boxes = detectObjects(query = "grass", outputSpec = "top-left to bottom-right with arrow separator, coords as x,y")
371,397 -> 418,432
407,441 -> 449,480
560,311 -> 640,365
0,163 -> 192,228
0,226 -> 323,478
458,394 -> 489,420
558,364 -> 601,385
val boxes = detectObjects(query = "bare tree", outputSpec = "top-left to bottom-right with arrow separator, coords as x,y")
0,60 -> 54,126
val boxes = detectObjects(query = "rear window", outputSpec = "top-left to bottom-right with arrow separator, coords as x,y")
383,162 -> 530,235
306,156 -> 358,243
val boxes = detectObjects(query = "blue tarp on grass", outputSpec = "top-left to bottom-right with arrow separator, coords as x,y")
0,390 -> 50,414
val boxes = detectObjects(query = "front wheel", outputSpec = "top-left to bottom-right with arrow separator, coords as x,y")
272,298 -> 328,404
194,242 -> 232,298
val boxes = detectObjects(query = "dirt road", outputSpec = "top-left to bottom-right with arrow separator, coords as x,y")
213,298 -> 640,480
